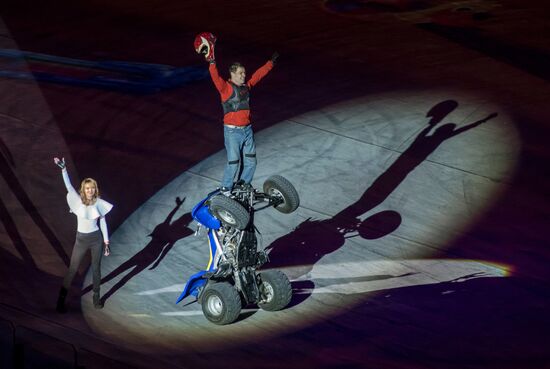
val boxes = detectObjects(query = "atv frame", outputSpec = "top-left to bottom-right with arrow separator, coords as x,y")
176,175 -> 299,325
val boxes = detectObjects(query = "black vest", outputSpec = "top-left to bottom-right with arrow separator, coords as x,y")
222,83 -> 250,114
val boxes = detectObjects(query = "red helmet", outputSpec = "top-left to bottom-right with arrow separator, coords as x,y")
194,32 -> 217,62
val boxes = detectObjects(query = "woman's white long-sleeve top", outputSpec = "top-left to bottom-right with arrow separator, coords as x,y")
62,168 -> 113,242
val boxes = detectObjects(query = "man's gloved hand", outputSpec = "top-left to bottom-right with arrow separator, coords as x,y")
271,51 -> 279,65
205,43 -> 216,63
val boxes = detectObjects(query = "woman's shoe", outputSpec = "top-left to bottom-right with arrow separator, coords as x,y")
56,287 -> 68,313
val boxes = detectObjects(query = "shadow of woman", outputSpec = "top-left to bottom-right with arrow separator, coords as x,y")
0,136 -> 69,266
82,196 -> 194,303
266,100 -> 497,280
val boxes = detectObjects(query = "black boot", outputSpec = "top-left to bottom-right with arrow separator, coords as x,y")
56,287 -> 68,313
93,291 -> 104,309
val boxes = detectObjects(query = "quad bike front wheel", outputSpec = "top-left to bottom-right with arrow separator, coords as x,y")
201,282 -> 242,325
263,175 -> 300,214
258,270 -> 292,311
209,195 -> 250,230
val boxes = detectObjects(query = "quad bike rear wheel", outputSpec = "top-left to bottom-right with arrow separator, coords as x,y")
209,195 -> 250,230
201,282 -> 242,325
263,175 -> 300,214
258,270 -> 292,311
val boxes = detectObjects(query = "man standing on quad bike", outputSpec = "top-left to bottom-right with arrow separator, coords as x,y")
194,32 -> 279,195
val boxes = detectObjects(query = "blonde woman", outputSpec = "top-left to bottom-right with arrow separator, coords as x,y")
54,157 -> 113,312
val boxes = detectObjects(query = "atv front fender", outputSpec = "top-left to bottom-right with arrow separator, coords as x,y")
176,270 -> 208,304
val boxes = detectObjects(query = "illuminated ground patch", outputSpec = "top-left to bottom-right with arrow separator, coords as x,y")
82,89 -> 519,352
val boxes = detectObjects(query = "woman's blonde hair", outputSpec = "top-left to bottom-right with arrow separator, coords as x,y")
79,178 -> 99,205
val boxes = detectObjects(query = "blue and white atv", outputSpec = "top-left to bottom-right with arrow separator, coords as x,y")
176,175 -> 300,325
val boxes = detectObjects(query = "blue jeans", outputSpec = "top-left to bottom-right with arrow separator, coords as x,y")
222,124 -> 256,189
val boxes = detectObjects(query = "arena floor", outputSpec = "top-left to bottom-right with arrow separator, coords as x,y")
1,1 -> 549,368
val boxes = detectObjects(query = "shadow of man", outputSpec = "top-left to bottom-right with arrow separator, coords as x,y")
266,100 -> 497,280
82,196 -> 194,302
